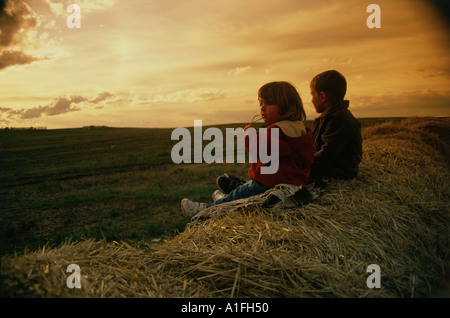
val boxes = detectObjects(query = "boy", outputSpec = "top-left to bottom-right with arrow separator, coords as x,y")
309,70 -> 362,180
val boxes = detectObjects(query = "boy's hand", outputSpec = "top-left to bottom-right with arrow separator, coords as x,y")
244,124 -> 253,131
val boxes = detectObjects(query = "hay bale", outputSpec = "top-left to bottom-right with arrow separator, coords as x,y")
1,117 -> 449,298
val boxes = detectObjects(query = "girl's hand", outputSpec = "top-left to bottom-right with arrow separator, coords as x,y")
244,124 -> 253,131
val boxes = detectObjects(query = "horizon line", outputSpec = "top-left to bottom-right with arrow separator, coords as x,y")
3,116 -> 443,131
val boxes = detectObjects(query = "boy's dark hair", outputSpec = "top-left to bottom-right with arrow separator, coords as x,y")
311,70 -> 347,102
258,81 -> 306,121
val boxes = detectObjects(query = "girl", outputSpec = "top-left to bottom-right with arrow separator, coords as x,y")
181,81 -> 314,218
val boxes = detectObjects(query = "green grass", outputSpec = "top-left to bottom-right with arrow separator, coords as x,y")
0,118 -> 404,256
0,125 -> 251,256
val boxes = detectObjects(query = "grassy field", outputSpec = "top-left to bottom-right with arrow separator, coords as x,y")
0,118 -> 407,257
0,126 -> 229,256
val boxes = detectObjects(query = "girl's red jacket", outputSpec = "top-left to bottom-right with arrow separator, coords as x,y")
245,122 -> 314,187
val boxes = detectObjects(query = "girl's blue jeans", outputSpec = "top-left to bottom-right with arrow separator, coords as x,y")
210,180 -> 269,207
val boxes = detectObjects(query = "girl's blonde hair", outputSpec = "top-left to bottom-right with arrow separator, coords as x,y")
258,81 -> 306,121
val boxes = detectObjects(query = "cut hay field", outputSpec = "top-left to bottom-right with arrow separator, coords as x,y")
0,117 -> 449,298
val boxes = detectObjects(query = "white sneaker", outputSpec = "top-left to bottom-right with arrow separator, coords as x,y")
212,190 -> 226,202
181,198 -> 208,219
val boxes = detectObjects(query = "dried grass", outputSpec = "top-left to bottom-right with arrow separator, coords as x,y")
1,117 -> 449,298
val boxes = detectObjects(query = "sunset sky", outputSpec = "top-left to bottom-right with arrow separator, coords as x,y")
1,0 -> 449,129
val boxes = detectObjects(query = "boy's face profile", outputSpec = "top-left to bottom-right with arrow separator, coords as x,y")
310,86 -> 328,114
259,97 -> 283,124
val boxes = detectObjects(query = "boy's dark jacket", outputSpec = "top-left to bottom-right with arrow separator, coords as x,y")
311,100 -> 362,179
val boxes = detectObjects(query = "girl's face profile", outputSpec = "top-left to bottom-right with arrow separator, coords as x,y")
259,97 -> 283,124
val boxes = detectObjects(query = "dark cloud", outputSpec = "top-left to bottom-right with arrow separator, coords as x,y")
0,0 -> 38,47
0,0 -> 43,70
1,91 -> 116,119
0,49 -> 45,70
15,96 -> 86,119
90,91 -> 115,103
